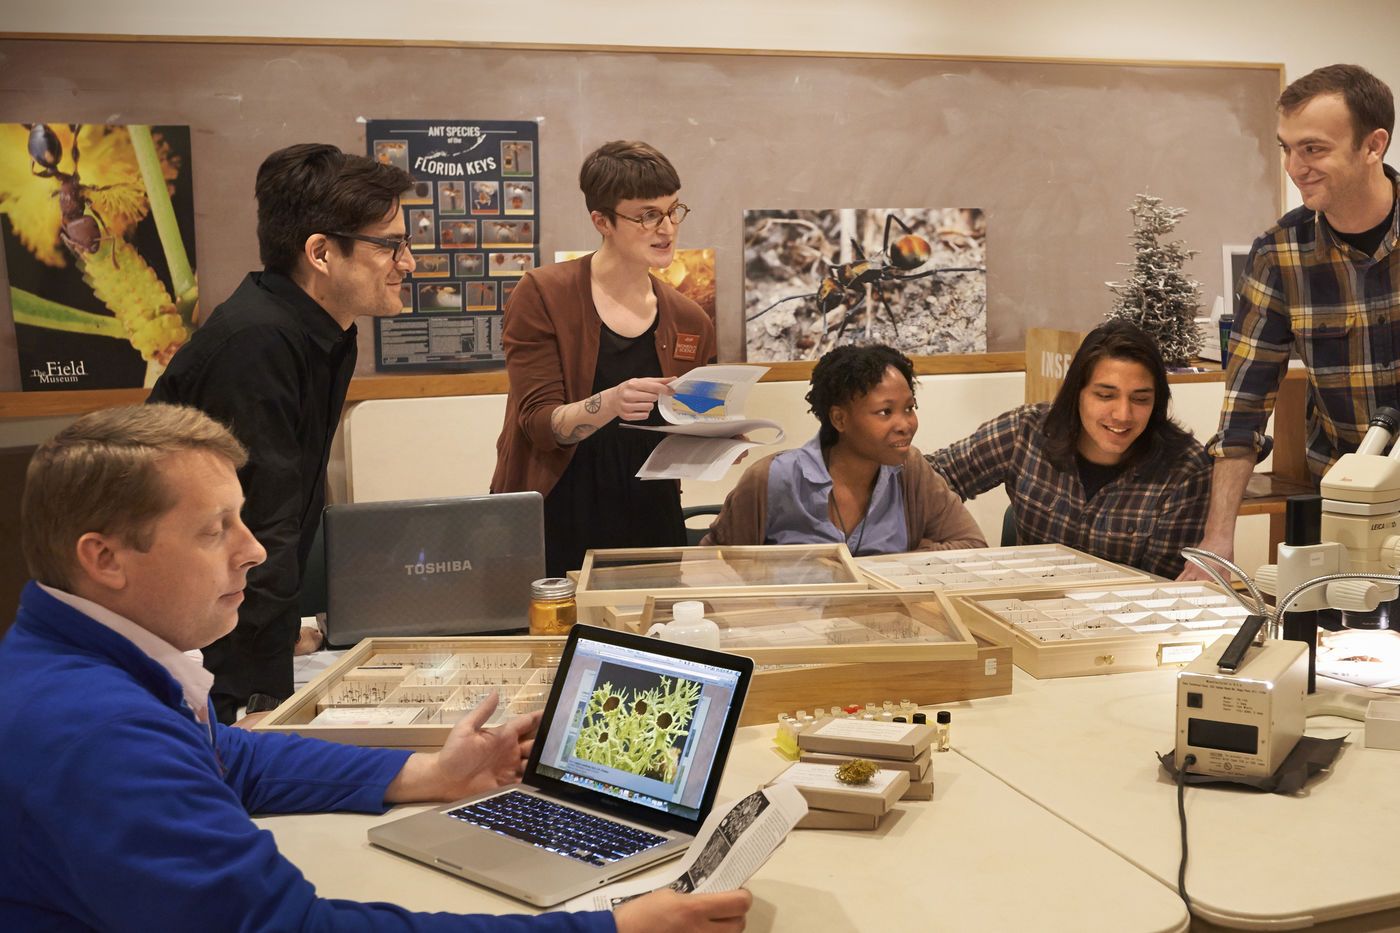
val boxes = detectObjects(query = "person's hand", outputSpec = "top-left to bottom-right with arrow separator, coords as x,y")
385,691 -> 541,803
1177,534 -> 1235,581
614,888 -> 753,933
293,624 -> 323,656
609,377 -> 676,421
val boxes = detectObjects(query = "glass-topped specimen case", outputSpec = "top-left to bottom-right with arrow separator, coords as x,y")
609,591 -> 1008,725
953,582 -> 1254,679
857,543 -> 1151,596
575,543 -> 867,625
638,591 -> 978,665
254,636 -> 566,750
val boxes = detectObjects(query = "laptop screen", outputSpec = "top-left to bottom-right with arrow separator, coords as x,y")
528,625 -> 751,831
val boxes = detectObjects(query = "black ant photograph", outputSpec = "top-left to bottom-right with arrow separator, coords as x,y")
0,122 -> 197,391
743,207 -> 986,362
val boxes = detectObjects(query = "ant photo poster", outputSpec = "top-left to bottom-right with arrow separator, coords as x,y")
0,122 -> 198,391
368,118 -> 538,372
743,207 -> 986,363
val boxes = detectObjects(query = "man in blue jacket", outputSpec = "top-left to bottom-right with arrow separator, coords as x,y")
0,403 -> 752,933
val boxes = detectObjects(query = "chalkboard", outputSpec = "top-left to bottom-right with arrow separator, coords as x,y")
0,37 -> 1282,383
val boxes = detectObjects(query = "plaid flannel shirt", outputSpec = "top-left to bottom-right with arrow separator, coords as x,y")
928,403 -> 1212,578
1211,165 -> 1400,480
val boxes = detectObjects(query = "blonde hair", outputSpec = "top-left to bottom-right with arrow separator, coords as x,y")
22,404 -> 247,591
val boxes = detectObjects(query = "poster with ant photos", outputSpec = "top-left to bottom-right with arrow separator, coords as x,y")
744,208 -> 986,363
368,119 -> 539,372
0,123 -> 198,391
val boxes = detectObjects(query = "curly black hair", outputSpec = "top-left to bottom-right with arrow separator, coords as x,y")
806,344 -> 916,448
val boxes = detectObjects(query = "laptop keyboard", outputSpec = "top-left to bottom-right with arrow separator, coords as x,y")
447,791 -> 669,866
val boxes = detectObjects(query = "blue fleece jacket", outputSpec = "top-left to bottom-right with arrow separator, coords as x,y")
0,581 -> 613,933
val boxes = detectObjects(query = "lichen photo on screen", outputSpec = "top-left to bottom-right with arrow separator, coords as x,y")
572,675 -> 702,783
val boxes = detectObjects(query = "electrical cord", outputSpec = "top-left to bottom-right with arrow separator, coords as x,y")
1176,753 -> 1196,913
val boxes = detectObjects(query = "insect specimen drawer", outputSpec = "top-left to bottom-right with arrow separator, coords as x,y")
575,543 -> 868,625
253,636 -> 565,751
857,543 -> 1150,597
631,591 -> 1011,725
951,582 -> 1253,679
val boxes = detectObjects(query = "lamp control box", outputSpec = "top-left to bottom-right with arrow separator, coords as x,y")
1175,635 -> 1307,778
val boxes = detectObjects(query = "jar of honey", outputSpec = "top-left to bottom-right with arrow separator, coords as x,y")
528,577 -> 577,636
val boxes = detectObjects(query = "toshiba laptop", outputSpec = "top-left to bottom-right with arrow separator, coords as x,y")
368,623 -> 752,906
322,492 -> 544,648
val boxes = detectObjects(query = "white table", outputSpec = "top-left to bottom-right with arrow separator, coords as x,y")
258,724 -> 1190,932
949,668 -> 1400,931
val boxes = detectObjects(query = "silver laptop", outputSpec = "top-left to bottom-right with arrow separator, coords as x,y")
322,492 -> 544,648
368,623 -> 752,906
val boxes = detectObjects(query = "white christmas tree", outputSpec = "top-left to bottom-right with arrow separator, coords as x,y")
1105,194 -> 1202,366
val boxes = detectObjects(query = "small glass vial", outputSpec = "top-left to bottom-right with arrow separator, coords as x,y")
528,577 -> 577,636
935,710 -> 952,752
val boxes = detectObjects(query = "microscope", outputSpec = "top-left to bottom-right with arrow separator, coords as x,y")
1175,407 -> 1400,778
1255,406 -> 1400,623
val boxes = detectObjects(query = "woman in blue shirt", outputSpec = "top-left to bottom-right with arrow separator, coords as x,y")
702,344 -> 985,554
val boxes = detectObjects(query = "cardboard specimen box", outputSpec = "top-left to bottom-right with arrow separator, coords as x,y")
800,747 -> 932,780
767,761 -> 910,816
797,716 -> 936,761
794,808 -> 883,830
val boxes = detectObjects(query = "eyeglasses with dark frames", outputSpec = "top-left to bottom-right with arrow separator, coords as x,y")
608,202 -> 691,230
328,231 -> 413,262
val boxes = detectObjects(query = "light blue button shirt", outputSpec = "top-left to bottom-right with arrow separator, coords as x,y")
764,435 -> 908,555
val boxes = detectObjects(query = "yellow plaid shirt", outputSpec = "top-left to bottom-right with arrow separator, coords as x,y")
1212,166 -> 1400,480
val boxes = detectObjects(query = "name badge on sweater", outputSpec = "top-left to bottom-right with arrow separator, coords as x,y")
674,333 -> 700,361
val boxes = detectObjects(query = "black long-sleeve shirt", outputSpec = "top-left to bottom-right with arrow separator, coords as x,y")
148,270 -> 356,719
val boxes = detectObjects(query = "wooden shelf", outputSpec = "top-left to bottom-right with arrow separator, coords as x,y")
0,350 -> 1027,419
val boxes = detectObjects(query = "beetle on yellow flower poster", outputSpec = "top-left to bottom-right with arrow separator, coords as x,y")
0,123 -> 197,390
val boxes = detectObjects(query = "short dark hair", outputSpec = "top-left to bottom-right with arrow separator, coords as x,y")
1279,63 -> 1394,155
578,140 -> 681,215
1043,320 -> 1192,477
256,143 -> 416,273
22,404 -> 247,592
805,344 -> 916,448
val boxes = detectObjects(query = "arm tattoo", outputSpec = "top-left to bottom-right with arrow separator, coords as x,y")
551,403 -> 601,446
584,393 -> 602,414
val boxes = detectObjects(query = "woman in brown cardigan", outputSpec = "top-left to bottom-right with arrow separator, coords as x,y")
702,344 -> 985,555
490,141 -> 714,576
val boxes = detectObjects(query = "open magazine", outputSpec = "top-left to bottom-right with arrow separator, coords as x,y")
627,365 -> 786,482
564,783 -> 807,911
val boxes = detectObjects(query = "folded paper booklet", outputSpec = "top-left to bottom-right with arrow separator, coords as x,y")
565,783 -> 807,911
766,761 -> 909,815
796,716 -> 936,761
629,365 -> 786,482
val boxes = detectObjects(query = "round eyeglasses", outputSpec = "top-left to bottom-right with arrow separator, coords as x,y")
328,231 -> 413,262
609,203 -> 691,230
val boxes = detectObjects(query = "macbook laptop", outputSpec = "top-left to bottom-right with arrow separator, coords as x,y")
322,492 -> 544,648
368,623 -> 753,906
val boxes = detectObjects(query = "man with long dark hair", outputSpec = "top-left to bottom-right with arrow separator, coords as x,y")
930,320 -> 1211,577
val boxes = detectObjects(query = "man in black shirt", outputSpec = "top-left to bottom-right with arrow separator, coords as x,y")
149,144 -> 416,722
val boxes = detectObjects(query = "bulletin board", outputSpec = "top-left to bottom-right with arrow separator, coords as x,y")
0,36 -> 1283,399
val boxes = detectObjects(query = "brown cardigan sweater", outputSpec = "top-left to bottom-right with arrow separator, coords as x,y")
700,444 -> 987,551
491,253 -> 716,498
